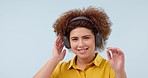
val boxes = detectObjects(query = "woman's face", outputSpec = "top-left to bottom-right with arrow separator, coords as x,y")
69,27 -> 96,59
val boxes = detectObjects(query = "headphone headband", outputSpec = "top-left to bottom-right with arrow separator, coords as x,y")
69,16 -> 99,33
65,16 -> 94,36
69,16 -> 91,23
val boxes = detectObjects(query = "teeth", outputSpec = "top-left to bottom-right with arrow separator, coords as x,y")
77,49 -> 87,54
78,49 -> 85,51
78,48 -> 88,51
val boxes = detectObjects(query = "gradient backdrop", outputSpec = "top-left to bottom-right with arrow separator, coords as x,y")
0,0 -> 148,78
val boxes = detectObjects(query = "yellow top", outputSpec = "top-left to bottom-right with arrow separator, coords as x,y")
51,53 -> 115,78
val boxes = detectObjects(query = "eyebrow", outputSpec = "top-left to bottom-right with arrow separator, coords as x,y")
71,35 -> 91,38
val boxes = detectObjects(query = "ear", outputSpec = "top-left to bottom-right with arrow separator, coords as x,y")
63,36 -> 71,49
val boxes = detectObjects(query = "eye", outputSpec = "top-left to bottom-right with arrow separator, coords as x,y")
71,38 -> 78,41
84,36 -> 90,39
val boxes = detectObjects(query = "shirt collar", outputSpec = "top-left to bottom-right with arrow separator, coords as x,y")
68,53 -> 103,69
68,55 -> 77,69
92,53 -> 103,66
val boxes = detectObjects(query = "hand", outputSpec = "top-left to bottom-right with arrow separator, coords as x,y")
106,47 -> 125,73
52,36 -> 66,62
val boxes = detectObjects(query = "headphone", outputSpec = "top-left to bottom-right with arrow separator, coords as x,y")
63,16 -> 103,49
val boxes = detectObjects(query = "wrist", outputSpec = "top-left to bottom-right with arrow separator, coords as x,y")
50,56 -> 60,64
115,69 -> 127,78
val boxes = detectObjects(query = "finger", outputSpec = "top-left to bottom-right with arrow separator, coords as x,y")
106,50 -> 111,60
107,48 -> 116,57
108,47 -> 125,62
56,36 -> 62,45
115,48 -> 124,58
56,36 -> 61,43
60,49 -> 66,59
117,48 -> 125,62
117,48 -> 123,55
62,49 -> 66,55
59,42 -> 64,52
54,37 -> 59,46
54,37 -> 63,53
56,37 -> 63,48
107,47 -> 120,56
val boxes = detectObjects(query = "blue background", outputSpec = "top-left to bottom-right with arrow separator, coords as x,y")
0,0 -> 148,78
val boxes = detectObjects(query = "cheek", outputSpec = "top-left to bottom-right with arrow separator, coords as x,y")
87,40 -> 95,47
70,42 -> 78,53
86,40 -> 96,50
70,41 -> 76,48
86,38 -> 95,45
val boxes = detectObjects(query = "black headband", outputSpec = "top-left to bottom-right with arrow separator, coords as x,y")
64,16 -> 99,36
69,16 -> 92,23
69,16 -> 99,31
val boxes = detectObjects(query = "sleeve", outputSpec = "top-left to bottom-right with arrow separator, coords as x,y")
50,62 -> 63,78
109,67 -> 115,78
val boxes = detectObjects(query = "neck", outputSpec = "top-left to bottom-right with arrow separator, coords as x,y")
76,53 -> 96,70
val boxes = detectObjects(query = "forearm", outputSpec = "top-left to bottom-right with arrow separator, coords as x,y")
115,69 -> 127,78
33,58 -> 59,78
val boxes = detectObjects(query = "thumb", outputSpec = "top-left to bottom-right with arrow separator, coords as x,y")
106,50 -> 111,61
59,49 -> 66,61
61,49 -> 66,57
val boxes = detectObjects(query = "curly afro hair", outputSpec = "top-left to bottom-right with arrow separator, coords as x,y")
53,6 -> 112,51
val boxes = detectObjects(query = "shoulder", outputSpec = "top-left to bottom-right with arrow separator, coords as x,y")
98,56 -> 113,71
99,57 -> 115,77
51,61 -> 71,77
54,59 -> 73,72
101,58 -> 110,67
96,53 -> 115,73
95,53 -> 111,68
56,61 -> 70,69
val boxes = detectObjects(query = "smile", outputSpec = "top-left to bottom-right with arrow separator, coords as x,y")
77,48 -> 88,54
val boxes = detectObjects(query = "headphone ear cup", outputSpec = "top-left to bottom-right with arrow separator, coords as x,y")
95,32 -> 103,47
63,36 -> 71,49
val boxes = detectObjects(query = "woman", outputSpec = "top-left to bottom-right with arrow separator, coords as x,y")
33,7 -> 127,78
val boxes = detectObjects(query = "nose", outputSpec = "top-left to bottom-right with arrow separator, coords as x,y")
78,39 -> 84,48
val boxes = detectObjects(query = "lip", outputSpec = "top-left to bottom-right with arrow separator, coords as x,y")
77,48 -> 88,54
77,48 -> 88,51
